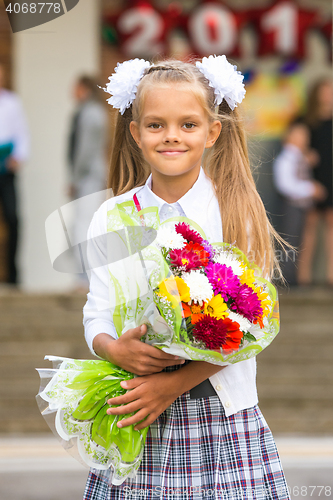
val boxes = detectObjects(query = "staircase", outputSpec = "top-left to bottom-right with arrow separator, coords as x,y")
257,287 -> 333,434
0,292 -> 92,434
0,287 -> 332,434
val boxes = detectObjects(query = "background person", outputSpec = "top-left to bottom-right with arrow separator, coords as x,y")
273,120 -> 326,286
0,62 -> 29,285
67,75 -> 108,292
298,79 -> 333,286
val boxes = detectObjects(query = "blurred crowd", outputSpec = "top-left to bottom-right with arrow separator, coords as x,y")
0,61 -> 332,290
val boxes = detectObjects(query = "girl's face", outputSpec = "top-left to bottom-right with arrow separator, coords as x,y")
130,84 -> 221,182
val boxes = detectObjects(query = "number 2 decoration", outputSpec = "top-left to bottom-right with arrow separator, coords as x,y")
102,0 -> 330,60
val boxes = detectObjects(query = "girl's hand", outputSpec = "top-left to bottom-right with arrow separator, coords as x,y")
106,360 -> 224,430
106,371 -> 181,430
93,325 -> 185,376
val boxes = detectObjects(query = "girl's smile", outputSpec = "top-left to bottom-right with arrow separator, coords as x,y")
130,85 -> 221,200
157,149 -> 188,156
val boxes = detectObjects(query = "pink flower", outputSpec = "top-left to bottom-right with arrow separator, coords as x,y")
206,262 -> 240,300
231,284 -> 263,322
175,223 -> 203,244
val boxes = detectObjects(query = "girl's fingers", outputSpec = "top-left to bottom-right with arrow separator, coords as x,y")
121,378 -> 146,390
107,391 -> 137,405
145,346 -> 183,361
107,379 -> 146,403
116,409 -> 149,428
134,417 -> 153,431
106,400 -> 141,416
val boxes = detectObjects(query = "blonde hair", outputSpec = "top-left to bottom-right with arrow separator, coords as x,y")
108,59 -> 285,279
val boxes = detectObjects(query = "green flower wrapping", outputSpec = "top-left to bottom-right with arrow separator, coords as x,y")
36,356 -> 148,485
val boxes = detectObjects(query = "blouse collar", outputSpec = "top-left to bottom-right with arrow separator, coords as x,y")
137,167 -> 221,241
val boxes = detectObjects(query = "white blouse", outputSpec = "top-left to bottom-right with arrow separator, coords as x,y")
83,167 -> 258,417
273,144 -> 314,203
0,89 -> 29,163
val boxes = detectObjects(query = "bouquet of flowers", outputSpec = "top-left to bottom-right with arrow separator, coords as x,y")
37,201 -> 279,485
151,221 -> 278,364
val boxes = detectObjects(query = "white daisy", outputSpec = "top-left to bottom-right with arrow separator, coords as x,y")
214,252 -> 244,276
248,321 -> 266,340
182,270 -> 213,305
155,226 -> 186,250
227,311 -> 251,332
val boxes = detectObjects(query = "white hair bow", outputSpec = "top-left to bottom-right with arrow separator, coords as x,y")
101,55 -> 245,114
196,55 -> 246,111
101,58 -> 151,115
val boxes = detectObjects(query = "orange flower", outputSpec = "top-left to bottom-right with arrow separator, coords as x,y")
182,302 -> 205,324
253,316 -> 264,329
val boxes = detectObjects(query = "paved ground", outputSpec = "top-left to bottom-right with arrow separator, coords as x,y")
0,435 -> 332,500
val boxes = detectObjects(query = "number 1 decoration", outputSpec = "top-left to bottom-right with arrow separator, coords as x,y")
102,0 -> 330,60
249,0 -> 318,59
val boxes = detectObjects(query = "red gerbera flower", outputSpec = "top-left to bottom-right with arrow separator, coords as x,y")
221,318 -> 244,353
192,315 -> 243,351
169,242 -> 210,270
175,222 -> 203,244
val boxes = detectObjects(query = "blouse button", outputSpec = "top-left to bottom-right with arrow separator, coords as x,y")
168,206 -> 173,212
225,401 -> 231,408
215,384 -> 222,391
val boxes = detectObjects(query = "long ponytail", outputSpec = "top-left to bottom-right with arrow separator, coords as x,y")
108,107 -> 150,195
205,102 -> 285,278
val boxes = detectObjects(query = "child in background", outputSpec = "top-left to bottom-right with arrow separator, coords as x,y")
83,56 -> 290,499
273,121 -> 326,286
300,79 -> 333,286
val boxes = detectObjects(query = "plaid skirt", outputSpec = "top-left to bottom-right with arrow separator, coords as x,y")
83,369 -> 289,500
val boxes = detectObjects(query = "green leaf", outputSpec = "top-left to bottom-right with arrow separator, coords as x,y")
72,380 -> 124,421
111,415 -> 149,463
243,332 -> 257,343
91,406 -> 149,463
91,405 -> 117,449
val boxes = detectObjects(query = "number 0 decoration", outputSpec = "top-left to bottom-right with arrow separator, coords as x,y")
102,0 -> 330,60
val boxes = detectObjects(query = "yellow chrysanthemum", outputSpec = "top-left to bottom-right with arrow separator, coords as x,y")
240,268 -> 256,289
204,294 -> 228,319
157,276 -> 190,308
253,286 -> 271,318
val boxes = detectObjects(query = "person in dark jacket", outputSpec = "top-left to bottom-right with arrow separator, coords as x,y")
298,78 -> 333,286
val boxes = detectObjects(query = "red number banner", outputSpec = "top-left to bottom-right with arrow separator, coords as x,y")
102,0 -> 331,60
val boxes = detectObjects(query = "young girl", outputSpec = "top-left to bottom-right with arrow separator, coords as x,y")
82,56 -> 290,500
